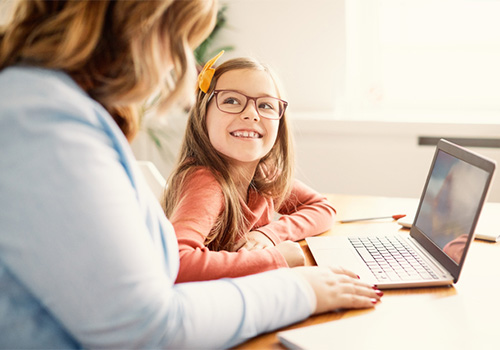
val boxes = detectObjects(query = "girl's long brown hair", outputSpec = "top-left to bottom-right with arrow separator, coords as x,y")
0,0 -> 217,140
164,57 -> 295,251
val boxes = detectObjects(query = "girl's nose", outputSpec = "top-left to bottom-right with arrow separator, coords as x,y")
241,100 -> 260,122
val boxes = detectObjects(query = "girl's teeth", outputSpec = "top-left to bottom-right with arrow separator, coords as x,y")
232,131 -> 260,138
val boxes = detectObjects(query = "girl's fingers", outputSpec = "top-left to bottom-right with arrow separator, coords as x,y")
230,239 -> 246,252
239,242 -> 252,251
239,241 -> 264,251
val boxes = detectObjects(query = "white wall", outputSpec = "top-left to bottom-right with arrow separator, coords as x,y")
0,1 -> 16,24
217,0 -> 346,114
292,119 -> 500,202
215,0 -> 500,202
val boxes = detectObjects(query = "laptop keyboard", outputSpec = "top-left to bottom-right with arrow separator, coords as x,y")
349,236 -> 439,282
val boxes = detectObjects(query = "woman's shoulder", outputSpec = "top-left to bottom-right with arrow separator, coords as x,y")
1,66 -> 84,99
0,66 -> 108,123
0,66 -> 126,148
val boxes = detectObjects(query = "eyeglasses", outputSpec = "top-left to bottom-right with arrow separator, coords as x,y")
209,90 -> 288,120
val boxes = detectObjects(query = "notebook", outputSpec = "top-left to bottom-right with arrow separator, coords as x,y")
277,294 -> 482,349
306,139 -> 496,289
398,207 -> 500,242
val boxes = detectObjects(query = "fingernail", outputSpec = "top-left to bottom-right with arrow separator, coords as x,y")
357,275 -> 360,279
375,290 -> 384,297
372,285 -> 378,290
371,298 -> 378,304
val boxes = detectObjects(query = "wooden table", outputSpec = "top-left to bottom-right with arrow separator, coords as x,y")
236,194 -> 500,350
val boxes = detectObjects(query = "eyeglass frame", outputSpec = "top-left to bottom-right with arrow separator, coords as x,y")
207,89 -> 288,120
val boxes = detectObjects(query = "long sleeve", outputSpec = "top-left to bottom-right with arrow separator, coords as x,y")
169,168 -> 288,283
0,67 -> 314,349
255,179 -> 336,244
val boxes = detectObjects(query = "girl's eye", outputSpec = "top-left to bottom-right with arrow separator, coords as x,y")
259,102 -> 274,110
222,97 -> 241,105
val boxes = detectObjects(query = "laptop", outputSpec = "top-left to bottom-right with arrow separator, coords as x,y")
306,139 -> 496,289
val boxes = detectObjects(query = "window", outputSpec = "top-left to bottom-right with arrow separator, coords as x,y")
341,0 -> 500,123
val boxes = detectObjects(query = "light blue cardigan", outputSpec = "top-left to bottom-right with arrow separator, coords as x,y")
0,67 -> 314,349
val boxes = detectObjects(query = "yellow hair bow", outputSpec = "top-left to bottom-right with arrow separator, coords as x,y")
197,50 -> 224,93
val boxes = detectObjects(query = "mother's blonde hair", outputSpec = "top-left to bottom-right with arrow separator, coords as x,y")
164,57 -> 295,251
0,0 -> 217,140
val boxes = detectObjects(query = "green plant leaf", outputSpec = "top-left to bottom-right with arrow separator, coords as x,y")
194,4 -> 234,65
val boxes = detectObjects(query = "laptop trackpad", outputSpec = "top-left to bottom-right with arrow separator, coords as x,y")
306,236 -> 375,283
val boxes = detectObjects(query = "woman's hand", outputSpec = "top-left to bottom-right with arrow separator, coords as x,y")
292,266 -> 383,314
232,230 -> 275,252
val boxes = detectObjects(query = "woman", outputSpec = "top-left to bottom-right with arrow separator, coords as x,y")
0,1 -> 381,348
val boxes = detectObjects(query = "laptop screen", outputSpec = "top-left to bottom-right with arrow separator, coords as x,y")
415,149 -> 491,264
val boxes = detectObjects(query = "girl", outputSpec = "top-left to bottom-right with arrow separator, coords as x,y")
164,53 -> 337,283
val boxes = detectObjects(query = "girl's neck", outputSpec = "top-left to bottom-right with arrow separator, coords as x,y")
229,162 -> 257,203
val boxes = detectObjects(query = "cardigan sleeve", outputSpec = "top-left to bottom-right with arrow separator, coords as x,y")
169,169 -> 288,283
255,179 -> 336,244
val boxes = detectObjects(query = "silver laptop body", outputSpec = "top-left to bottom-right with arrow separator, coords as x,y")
307,139 -> 496,289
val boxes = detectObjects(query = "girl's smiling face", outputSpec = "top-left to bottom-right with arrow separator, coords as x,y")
206,68 -> 281,171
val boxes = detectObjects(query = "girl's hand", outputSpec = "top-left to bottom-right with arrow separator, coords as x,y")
233,230 -> 275,252
292,266 -> 382,315
275,240 -> 306,267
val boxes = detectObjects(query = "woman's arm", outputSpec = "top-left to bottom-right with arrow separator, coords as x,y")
256,179 -> 336,243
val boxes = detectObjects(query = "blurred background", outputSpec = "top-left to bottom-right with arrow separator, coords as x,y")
138,0 -> 500,201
